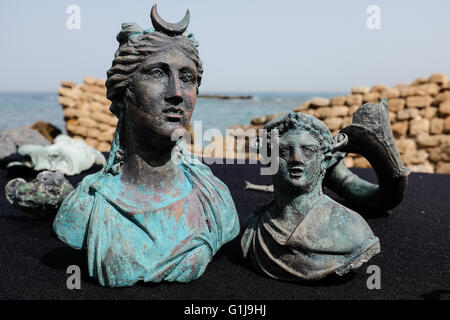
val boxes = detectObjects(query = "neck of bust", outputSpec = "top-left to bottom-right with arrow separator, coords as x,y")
272,182 -> 323,232
120,118 -> 183,188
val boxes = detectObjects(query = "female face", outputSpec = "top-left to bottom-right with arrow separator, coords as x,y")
126,47 -> 198,146
273,130 -> 325,194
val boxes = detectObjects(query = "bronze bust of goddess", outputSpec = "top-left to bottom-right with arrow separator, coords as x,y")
53,5 -> 240,287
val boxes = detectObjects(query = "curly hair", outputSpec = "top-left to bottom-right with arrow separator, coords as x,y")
264,112 -> 335,157
105,23 -> 203,117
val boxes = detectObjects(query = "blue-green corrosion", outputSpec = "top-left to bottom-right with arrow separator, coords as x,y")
53,139 -> 240,287
241,112 -> 380,282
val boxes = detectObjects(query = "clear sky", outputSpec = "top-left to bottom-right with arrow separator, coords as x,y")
1,0 -> 449,93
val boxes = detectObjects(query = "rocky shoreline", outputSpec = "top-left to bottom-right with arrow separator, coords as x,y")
226,73 -> 450,173
57,73 -> 450,174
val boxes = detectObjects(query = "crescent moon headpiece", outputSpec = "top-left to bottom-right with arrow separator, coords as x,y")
116,4 -> 198,47
150,3 -> 190,36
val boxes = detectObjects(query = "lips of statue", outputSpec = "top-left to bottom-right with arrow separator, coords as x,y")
126,48 -> 198,147
274,131 -> 324,194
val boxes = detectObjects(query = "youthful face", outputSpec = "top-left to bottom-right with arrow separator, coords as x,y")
273,130 -> 325,193
126,47 -> 198,147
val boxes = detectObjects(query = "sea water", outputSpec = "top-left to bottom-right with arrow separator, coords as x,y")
0,91 -> 343,134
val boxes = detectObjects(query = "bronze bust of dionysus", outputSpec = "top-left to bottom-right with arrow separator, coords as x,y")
242,100 -> 410,281
242,112 -> 381,281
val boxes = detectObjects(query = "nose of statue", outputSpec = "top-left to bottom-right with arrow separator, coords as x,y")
165,75 -> 183,105
291,149 -> 305,165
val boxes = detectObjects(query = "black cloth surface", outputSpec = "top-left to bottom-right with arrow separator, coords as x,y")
0,159 -> 449,300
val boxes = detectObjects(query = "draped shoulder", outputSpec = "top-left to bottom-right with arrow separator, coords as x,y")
241,196 -> 379,281
53,140 -> 240,286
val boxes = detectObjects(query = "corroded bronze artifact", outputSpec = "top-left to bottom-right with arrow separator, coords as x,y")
53,5 -> 239,287
324,100 -> 410,210
5,171 -> 74,218
244,101 -> 410,211
8,135 -> 106,175
242,101 -> 410,281
242,112 -> 381,281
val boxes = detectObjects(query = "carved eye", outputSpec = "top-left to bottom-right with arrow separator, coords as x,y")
303,145 -> 316,152
301,145 -> 319,158
148,68 -> 164,79
180,72 -> 195,84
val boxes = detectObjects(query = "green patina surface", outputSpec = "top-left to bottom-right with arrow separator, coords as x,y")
53,139 -> 240,287
5,171 -> 74,218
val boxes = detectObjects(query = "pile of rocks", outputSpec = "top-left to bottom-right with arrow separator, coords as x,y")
0,127 -> 51,161
234,73 -> 450,173
59,77 -> 117,152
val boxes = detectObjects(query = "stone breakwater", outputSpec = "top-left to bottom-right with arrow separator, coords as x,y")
59,77 -> 117,152
230,73 -> 450,174
59,74 -> 450,174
